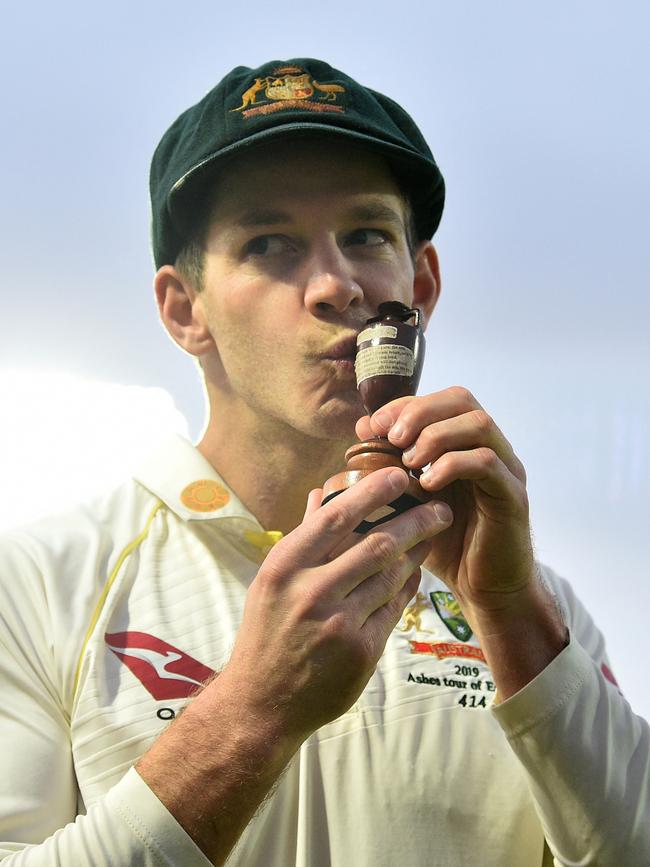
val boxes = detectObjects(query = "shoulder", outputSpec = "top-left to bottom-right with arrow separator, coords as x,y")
0,479 -> 164,674
0,480 -> 165,708
0,478 -> 160,586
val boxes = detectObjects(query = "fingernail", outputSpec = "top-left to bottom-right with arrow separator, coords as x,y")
387,468 -> 407,491
433,502 -> 453,524
402,444 -> 417,464
389,422 -> 405,441
372,410 -> 391,431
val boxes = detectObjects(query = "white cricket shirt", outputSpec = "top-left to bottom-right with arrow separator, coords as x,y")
0,435 -> 647,865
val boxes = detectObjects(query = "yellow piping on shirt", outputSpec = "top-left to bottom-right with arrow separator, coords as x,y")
243,529 -> 284,550
72,501 -> 164,700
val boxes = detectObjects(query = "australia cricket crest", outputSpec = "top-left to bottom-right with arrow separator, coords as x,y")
398,586 -> 486,663
266,72 -> 314,101
231,65 -> 346,117
430,591 -> 473,642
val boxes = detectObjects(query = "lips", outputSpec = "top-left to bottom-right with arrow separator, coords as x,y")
322,335 -> 358,361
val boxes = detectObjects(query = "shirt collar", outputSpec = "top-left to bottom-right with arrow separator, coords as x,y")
132,434 -> 284,558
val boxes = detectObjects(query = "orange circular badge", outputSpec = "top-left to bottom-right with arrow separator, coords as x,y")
180,479 -> 230,513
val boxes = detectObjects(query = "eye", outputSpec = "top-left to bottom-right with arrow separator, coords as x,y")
243,235 -> 295,257
344,228 -> 389,247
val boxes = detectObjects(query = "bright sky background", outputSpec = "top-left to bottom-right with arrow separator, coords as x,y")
1,2 -> 649,717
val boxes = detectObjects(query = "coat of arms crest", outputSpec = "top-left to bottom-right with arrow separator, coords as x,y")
231,66 -> 346,117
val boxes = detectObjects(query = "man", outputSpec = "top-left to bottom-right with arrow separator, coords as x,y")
0,58 -> 647,866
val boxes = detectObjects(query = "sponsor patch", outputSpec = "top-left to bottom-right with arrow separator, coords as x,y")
105,631 -> 215,700
409,640 -> 487,664
180,479 -> 230,513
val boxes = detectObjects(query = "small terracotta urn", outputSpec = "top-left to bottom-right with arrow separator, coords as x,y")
322,301 -> 432,533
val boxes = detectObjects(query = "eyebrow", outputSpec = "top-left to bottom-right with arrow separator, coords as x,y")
345,201 -> 405,227
235,200 -> 405,229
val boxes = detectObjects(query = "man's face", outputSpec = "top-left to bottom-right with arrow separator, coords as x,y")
194,140 -> 426,442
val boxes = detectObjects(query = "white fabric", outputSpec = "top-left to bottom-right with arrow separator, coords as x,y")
0,435 -> 647,865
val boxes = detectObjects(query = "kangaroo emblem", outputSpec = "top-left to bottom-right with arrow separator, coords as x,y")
399,591 -> 430,633
231,77 -> 268,111
312,80 -> 345,101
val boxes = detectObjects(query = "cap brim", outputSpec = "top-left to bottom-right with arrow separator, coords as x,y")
167,123 -> 445,244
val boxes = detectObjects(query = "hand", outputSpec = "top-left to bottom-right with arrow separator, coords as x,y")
355,386 -> 535,623
222,467 -> 453,746
137,468 -> 454,865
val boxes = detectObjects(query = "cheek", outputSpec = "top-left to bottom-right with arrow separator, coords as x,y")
365,263 -> 415,306
224,273 -> 300,320
202,276 -> 263,337
211,306 -> 296,380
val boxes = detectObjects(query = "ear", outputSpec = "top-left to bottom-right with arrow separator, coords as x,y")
411,241 -> 441,328
154,266 -> 215,357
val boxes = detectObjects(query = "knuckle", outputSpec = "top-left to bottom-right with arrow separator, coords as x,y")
378,560 -> 406,595
401,396 -> 426,423
318,500 -> 351,537
382,593 -> 407,625
255,554 -> 285,589
514,456 -> 527,484
448,385 -> 475,406
322,610 -> 349,641
432,452 -> 453,475
477,447 -> 499,471
293,582 -> 323,620
417,425 -> 442,453
364,530 -> 397,564
515,482 -> 530,515
412,507 -> 439,541
471,409 -> 494,437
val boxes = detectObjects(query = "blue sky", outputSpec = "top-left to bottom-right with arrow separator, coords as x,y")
2,1 -> 649,714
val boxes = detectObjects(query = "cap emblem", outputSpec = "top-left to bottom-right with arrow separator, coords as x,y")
231,66 -> 346,118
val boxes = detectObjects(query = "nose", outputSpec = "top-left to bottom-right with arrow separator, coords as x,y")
303,239 -> 364,315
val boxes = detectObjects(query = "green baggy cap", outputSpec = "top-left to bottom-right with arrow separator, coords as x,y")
150,58 -> 445,269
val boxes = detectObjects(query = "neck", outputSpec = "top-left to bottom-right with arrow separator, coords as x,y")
197,411 -> 352,536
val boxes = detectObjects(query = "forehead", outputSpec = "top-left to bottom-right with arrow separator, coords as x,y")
205,138 -> 405,223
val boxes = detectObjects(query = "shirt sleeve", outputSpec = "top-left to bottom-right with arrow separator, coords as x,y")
0,537 -> 210,866
1,769 -> 211,866
491,566 -> 650,866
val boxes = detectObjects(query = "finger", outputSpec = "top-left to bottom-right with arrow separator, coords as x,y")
421,447 -> 528,515
284,466 -> 410,565
400,410 -> 525,483
328,499 -> 453,597
302,488 -> 324,522
369,387 -> 483,443
326,497 -> 453,562
367,396 -> 419,437
361,569 -> 423,658
354,415 -> 373,442
344,538 -> 431,619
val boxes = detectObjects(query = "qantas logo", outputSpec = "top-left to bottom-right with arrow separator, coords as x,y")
105,631 -> 215,700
